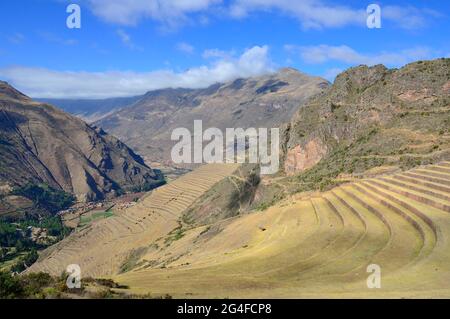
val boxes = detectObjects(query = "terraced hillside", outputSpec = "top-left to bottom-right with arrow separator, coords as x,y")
114,162 -> 450,298
26,164 -> 240,277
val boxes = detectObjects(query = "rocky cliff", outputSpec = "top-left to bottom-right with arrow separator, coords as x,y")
282,58 -> 450,181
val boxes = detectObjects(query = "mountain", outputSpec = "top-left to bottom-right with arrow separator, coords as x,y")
22,59 -> 450,299
281,58 -> 450,190
37,96 -> 143,123
96,68 -> 329,166
0,81 -> 162,207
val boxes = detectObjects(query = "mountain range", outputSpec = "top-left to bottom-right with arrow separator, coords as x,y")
38,96 -> 143,123
95,68 -> 329,167
25,59 -> 450,299
2,58 -> 450,298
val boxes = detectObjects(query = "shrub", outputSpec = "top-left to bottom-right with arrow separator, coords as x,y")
11,249 -> 39,273
0,271 -> 24,299
21,272 -> 54,297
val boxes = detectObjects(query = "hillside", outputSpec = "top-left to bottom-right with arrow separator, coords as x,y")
113,161 -> 450,298
96,68 -> 329,166
281,59 -> 450,189
0,82 -> 163,210
22,160 -> 450,298
176,59 -> 450,214
27,164 -> 241,276
18,59 -> 450,298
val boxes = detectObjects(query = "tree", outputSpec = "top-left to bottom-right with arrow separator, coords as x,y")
0,247 -> 6,260
0,271 -> 23,299
12,183 -> 75,213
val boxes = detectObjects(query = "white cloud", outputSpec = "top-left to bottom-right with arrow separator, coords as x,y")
230,0 -> 365,29
202,48 -> 235,59
383,5 -> 440,30
177,42 -> 195,54
231,1 -> 438,30
0,45 -> 273,99
287,44 -> 434,67
116,29 -> 142,51
87,0 -> 221,28
84,0 -> 437,30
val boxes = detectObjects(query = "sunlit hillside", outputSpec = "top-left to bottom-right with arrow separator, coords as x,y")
113,162 -> 450,298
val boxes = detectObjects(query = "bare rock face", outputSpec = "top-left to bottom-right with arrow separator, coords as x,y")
284,138 -> 328,174
443,81 -> 450,93
96,68 -> 329,167
0,81 -> 160,203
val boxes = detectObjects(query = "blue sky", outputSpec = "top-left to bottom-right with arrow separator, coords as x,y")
0,0 -> 449,98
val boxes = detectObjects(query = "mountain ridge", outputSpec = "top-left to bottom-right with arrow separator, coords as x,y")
279,58 -> 450,193
95,68 -> 329,167
37,95 -> 143,123
0,82 -> 163,212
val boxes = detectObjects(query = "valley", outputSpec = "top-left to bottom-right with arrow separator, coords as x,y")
1,58 -> 450,299
2,0 -> 450,302
95,68 -> 328,168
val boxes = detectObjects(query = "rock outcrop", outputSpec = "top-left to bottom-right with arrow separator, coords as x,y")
282,58 -> 450,176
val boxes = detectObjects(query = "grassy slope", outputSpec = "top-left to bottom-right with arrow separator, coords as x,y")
114,162 -> 450,298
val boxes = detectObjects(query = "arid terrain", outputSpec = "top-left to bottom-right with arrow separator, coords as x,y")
28,161 -> 450,298
26,164 -> 241,277
2,58 -> 450,299
112,162 -> 450,298
2,0 -> 450,302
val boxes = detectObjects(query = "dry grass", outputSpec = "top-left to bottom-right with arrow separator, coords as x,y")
112,162 -> 450,298
26,164 -> 240,277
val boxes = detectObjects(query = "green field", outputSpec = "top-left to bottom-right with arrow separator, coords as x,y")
79,210 -> 115,227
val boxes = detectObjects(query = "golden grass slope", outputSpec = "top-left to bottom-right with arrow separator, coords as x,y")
114,162 -> 450,298
26,164 -> 240,277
